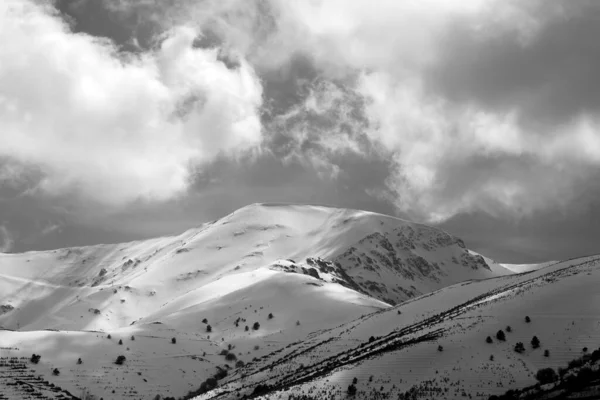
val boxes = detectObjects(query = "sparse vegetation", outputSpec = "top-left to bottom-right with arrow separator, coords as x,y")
77,357 -> 82,365
118,339 -> 123,345
206,324 -> 212,332
544,349 -> 550,357
568,357 -> 585,369
496,345 -> 600,400
496,330 -> 506,341
176,366 -> 229,400
30,354 -> 41,364
115,355 -> 126,365
437,345 -> 444,352
525,315 -> 531,323
253,322 -> 260,330
52,368 -> 60,376
347,384 -> 357,396
558,367 -> 568,378
535,367 -> 558,384
486,336 -> 493,344
171,337 -> 176,344
514,342 -> 525,353
531,335 -> 540,349
268,312 -> 274,320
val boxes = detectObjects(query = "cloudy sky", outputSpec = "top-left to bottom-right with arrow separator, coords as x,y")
1,0 -> 600,262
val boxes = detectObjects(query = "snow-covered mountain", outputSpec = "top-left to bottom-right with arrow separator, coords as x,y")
0,203 -> 493,333
0,203 -> 596,400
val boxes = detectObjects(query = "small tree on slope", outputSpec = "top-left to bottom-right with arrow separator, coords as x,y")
347,384 -> 357,396
514,342 -> 525,353
496,330 -> 506,341
535,368 -> 558,384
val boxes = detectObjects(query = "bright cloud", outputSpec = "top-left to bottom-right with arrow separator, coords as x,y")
357,72 -> 599,221
0,1 -> 263,206
0,225 -> 14,253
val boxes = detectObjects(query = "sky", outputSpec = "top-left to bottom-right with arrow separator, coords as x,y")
1,0 -> 600,262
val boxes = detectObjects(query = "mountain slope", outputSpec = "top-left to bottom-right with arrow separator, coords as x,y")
0,203 -> 496,332
0,203 -> 509,399
196,255 -> 600,400
333,224 -> 493,305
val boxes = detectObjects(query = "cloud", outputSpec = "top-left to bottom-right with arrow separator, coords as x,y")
91,0 -> 600,223
0,1 -> 263,207
40,222 -> 63,236
356,71 -> 600,221
6,0 -> 600,226
426,1 -> 600,128
257,0 -> 600,222
0,225 -> 14,253
265,78 -> 371,179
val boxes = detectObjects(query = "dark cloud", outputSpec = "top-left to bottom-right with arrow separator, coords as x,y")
428,1 -> 600,129
54,0 -> 157,52
440,196 -> 600,263
261,53 -> 321,119
188,151 -> 395,219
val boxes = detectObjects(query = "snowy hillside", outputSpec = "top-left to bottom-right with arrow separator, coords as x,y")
0,203 -> 572,400
197,255 -> 600,400
0,203 -> 494,333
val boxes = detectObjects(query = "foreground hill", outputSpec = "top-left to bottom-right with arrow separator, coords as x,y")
0,203 -> 501,399
195,254 -> 600,400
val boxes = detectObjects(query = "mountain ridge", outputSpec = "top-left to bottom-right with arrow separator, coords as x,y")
0,203 -> 581,400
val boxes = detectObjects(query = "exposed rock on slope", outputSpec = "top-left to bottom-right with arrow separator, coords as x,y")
334,224 -> 492,304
